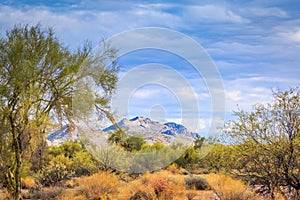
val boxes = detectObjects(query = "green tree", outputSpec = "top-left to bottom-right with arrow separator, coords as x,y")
201,144 -> 235,173
122,135 -> 146,152
0,25 -> 118,199
225,88 -> 300,199
175,146 -> 199,170
108,129 -> 126,145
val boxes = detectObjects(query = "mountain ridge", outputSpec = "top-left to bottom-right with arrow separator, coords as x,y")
47,116 -> 195,145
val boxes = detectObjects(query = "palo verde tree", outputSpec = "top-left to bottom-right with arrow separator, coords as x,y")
225,88 -> 300,199
0,25 -> 118,199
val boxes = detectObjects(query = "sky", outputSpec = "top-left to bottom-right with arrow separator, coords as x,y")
1,0 -> 300,135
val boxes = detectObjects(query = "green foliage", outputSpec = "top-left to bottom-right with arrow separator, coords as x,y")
141,142 -> 165,151
108,130 -> 146,152
40,141 -> 99,186
130,142 -> 184,173
108,129 -> 126,145
194,135 -> 205,150
122,135 -> 146,152
175,146 -> 199,170
224,87 -> 300,198
201,144 -> 235,173
0,24 -> 118,199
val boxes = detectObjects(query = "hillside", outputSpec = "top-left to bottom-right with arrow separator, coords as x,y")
47,116 -> 195,145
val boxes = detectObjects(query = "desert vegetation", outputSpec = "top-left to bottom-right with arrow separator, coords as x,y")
0,24 -> 299,200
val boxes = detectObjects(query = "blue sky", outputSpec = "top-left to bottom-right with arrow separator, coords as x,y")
1,0 -> 300,135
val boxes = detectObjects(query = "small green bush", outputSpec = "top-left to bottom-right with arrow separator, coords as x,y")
185,175 -> 210,190
39,141 -> 100,186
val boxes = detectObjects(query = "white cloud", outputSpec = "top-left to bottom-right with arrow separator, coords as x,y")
227,90 -> 242,101
242,7 -> 289,18
184,5 -> 249,23
0,4 -> 182,49
131,88 -> 158,99
281,30 -> 300,42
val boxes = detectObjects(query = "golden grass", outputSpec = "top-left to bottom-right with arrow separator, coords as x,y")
57,189 -> 86,200
21,176 -> 35,189
76,171 -> 120,200
186,190 -> 215,200
118,170 -> 186,200
205,174 -> 258,200
0,189 -> 11,200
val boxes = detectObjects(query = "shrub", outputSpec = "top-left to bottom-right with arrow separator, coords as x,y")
137,171 -> 185,200
21,176 -> 35,189
186,190 -> 198,200
47,141 -> 100,176
122,135 -> 146,152
185,175 -> 210,190
57,189 -> 87,200
76,172 -> 120,199
39,163 -> 75,186
205,174 -> 257,200
175,146 -> 199,170
30,186 -> 63,200
40,141 -> 100,186
129,190 -> 154,200
0,190 -> 11,200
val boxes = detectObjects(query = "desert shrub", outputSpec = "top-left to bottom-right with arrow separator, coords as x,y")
47,141 -> 100,176
65,179 -> 77,188
175,146 -> 200,170
185,175 -> 210,190
122,135 -> 146,152
30,186 -> 63,200
206,174 -> 257,200
21,176 -> 35,189
57,189 -> 87,200
117,178 -> 154,200
76,172 -> 120,199
39,162 -> 75,186
191,168 -> 209,175
201,144 -> 235,173
166,163 -> 179,174
0,189 -> 11,200
166,163 -> 188,175
186,190 -> 198,200
40,141 -> 100,186
118,170 -> 185,200
139,171 -> 185,200
129,190 -> 154,200
131,143 -> 180,173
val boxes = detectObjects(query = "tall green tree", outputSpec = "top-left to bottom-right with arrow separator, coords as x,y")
225,88 -> 300,199
0,24 -> 118,199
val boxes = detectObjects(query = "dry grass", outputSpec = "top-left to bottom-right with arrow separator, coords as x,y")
186,190 -> 215,200
57,189 -> 86,200
30,186 -> 63,200
0,189 -> 11,200
56,172 -> 121,199
118,170 -> 186,200
76,171 -> 120,200
21,176 -> 35,189
205,174 -> 258,200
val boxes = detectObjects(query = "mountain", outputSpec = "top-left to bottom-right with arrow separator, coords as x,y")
103,116 -> 194,144
47,116 -> 195,145
46,124 -> 80,146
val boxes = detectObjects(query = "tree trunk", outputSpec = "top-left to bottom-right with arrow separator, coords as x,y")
12,134 -> 22,200
9,114 -> 22,200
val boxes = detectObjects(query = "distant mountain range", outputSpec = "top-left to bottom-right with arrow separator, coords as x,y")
47,116 -> 195,145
